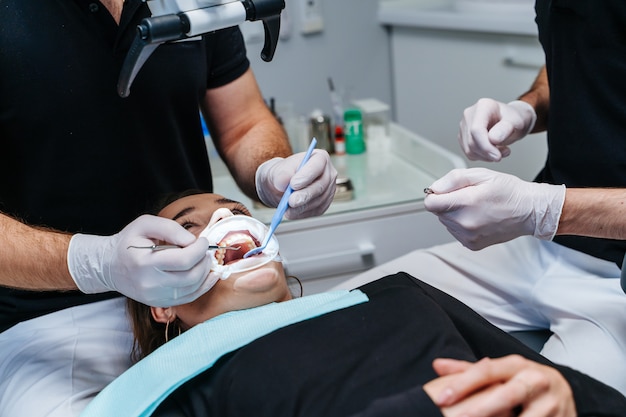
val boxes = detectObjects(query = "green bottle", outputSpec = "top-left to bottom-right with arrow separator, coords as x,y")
344,108 -> 365,154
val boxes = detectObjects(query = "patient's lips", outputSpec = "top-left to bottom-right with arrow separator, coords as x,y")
216,230 -> 260,265
200,215 -> 279,279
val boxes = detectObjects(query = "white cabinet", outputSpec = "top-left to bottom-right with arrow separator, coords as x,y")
381,1 -> 548,180
275,201 -> 454,294
210,123 -> 465,295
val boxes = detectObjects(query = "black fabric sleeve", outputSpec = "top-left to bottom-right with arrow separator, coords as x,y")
151,272 -> 626,417
153,273 -> 477,417
205,26 -> 250,89
347,386 -> 443,417
556,365 -> 626,417
396,272 -> 626,417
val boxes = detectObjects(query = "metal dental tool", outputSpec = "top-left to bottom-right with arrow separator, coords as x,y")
243,137 -> 317,259
127,244 -> 240,251
117,0 -> 285,97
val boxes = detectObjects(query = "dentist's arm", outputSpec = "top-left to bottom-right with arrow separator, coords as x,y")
519,65 -> 550,133
0,212 -> 75,290
201,69 -> 292,202
556,188 -> 626,240
0,212 -> 216,307
202,69 -> 337,220
458,66 -> 549,162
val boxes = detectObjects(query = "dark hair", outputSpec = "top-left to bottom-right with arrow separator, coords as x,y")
126,300 -> 168,362
127,189 -> 208,362
147,189 -> 208,215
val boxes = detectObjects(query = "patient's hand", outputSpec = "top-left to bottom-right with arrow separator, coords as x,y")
423,355 -> 575,417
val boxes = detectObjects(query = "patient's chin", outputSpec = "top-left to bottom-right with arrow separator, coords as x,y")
232,266 -> 283,293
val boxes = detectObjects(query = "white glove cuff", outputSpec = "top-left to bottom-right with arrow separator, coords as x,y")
67,234 -> 110,294
255,157 -> 283,208
507,100 -> 537,136
533,184 -> 566,241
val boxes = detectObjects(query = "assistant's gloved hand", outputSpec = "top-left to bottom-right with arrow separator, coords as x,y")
68,215 -> 217,307
458,99 -> 537,162
424,168 -> 566,250
255,149 -> 338,219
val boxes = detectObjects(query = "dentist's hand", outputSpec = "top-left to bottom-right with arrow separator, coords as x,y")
68,215 -> 217,307
459,99 -> 537,162
255,149 -> 338,219
424,168 -> 565,250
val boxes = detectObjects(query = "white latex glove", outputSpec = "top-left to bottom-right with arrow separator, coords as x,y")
424,168 -> 566,250
255,149 -> 338,220
458,99 -> 537,162
68,215 -> 218,307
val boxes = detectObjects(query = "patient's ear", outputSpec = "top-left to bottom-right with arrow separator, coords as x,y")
151,307 -> 176,324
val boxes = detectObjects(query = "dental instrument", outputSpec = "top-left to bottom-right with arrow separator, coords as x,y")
243,138 -> 317,259
424,187 -> 434,194
127,245 -> 240,251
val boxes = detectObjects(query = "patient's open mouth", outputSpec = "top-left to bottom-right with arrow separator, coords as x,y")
201,215 -> 279,278
215,230 -> 260,265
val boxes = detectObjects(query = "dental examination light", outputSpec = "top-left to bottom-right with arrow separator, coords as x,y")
118,0 -> 285,98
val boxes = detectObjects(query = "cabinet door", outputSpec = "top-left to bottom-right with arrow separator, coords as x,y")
391,27 -> 547,180
276,207 -> 454,295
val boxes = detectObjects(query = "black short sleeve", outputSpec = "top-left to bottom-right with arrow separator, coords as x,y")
205,26 -> 250,89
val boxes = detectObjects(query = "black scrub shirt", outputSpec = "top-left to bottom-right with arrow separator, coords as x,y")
0,0 -> 250,331
534,0 -> 626,265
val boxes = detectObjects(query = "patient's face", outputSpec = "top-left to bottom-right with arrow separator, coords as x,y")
154,193 -> 292,329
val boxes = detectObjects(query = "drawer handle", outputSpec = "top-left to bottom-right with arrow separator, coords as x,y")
283,242 -> 376,280
502,56 -> 544,70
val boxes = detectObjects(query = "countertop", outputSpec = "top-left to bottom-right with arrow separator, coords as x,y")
378,0 -> 538,36
208,123 -> 465,227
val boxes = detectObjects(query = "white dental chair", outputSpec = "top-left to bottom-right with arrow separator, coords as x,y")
511,256 -> 626,353
509,330 -> 552,352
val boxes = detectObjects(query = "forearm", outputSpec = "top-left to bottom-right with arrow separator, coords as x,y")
556,188 -> 626,239
0,213 -> 76,290
202,69 -> 292,201
518,65 -> 549,133
223,115 -> 291,201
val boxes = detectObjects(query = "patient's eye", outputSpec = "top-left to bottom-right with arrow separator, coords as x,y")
231,203 -> 251,216
181,222 -> 196,230
175,214 -> 203,232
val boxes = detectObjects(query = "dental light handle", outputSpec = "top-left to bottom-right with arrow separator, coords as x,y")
118,0 -> 285,98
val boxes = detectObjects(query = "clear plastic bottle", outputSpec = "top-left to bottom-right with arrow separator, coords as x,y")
344,108 -> 365,154
334,125 -> 346,155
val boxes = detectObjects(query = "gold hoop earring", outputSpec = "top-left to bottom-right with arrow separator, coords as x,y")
287,275 -> 303,297
165,319 -> 182,343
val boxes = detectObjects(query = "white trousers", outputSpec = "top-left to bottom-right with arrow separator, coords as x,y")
333,236 -> 626,395
0,298 -> 133,417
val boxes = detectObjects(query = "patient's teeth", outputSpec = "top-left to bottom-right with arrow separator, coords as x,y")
215,231 -> 260,265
